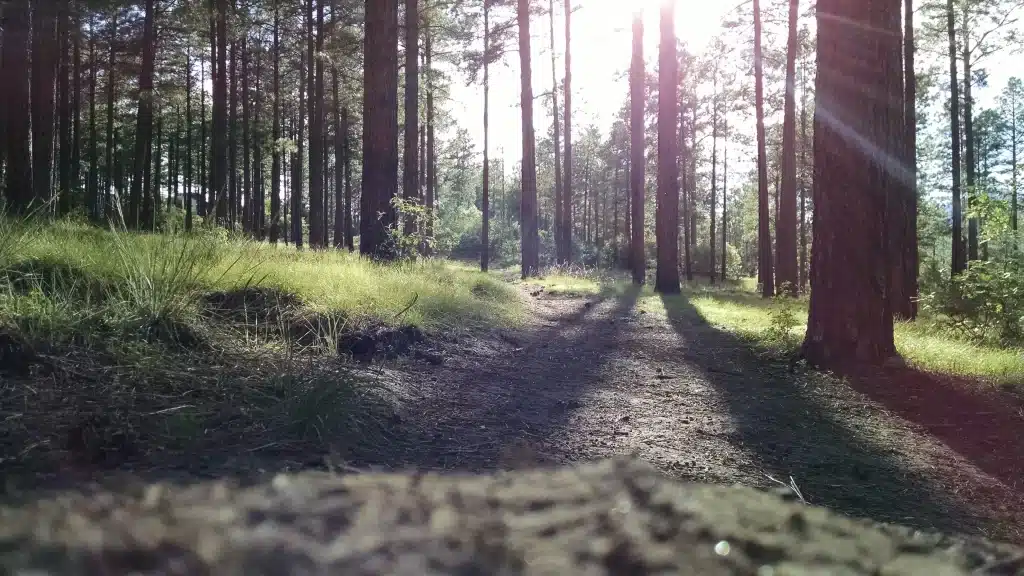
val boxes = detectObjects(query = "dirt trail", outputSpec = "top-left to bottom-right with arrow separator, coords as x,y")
365,285 -> 1024,543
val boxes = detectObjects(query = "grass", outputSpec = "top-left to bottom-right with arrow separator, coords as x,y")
539,268 -> 1024,388
0,218 -> 523,486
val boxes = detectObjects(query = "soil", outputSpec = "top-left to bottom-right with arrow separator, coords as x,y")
4,282 -> 1024,551
353,285 -> 1024,544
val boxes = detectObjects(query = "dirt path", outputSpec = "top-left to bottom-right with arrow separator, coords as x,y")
363,285 -> 1024,544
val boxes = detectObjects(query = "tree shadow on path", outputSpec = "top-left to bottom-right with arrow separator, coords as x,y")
364,284 -> 644,473
659,293 -> 985,536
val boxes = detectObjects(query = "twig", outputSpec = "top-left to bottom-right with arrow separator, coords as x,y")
144,405 -> 194,416
765,473 -> 808,505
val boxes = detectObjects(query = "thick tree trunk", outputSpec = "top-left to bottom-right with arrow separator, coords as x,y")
947,0 -> 965,275
777,0 -> 800,296
754,0 -> 774,297
308,0 -> 325,248
548,0 -> 563,264
562,0 -> 573,263
229,40 -> 239,226
802,0 -> 900,368
403,0 -> 420,237
654,2 -> 680,294
129,0 -> 156,229
799,58 -> 809,292
33,0 -> 59,210
361,0 -> 400,257
629,13 -> 645,285
3,0 -> 32,213
517,0 -> 540,277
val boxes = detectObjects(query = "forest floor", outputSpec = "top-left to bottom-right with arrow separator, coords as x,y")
361,281 -> 1024,545
4,251 -> 1024,546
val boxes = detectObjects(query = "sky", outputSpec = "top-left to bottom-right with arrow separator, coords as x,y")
448,0 -> 732,167
447,0 -> 1024,181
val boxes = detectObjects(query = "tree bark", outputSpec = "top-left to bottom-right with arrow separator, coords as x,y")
129,0 -> 156,229
58,0 -> 73,215
754,0 -> 774,297
361,0 -> 400,257
963,4 -> 978,263
777,0 -> 800,296
709,71 -> 719,285
517,0 -> 540,277
548,0 -> 563,264
802,0 -> 900,368
629,13 -> 645,285
270,0 -> 281,242
891,0 -> 919,319
242,36 -> 252,233
72,5 -> 82,198
185,47 -> 194,231
32,0 -> 59,211
722,113 -> 729,283
947,0 -> 965,275
654,1 -> 680,294
3,0 -> 32,213
308,0 -> 325,248
88,16 -> 100,221
214,0 -> 229,224
562,0 -> 573,263
482,0 -> 491,271
343,107 -> 353,250
403,0 -> 420,237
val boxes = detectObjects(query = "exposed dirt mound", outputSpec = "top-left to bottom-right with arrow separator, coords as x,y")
1,459 -> 1020,575
203,286 -> 303,323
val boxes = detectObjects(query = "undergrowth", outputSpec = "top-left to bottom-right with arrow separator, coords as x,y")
0,218 -> 521,487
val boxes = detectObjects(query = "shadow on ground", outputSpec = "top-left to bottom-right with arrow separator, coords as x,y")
657,293 -> 985,535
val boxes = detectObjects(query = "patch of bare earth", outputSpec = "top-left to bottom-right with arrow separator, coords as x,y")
369,285 -> 1024,544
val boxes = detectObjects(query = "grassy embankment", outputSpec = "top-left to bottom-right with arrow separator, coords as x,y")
0,218 -> 521,483
530,270 -> 1024,388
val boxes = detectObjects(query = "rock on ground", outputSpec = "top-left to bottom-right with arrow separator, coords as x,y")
2,459 -> 1022,575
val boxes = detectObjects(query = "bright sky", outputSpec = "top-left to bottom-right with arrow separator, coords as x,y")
449,0 -> 731,167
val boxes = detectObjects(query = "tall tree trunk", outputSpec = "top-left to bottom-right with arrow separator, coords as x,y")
802,0 -> 900,368
185,47 -> 194,231
722,113 -> 729,283
963,4 -> 978,263
214,0 -> 229,224
151,115 -> 162,229
129,0 -> 156,229
104,10 -> 118,218
72,6 -> 82,198
425,18 -> 437,255
332,9 -> 344,249
777,0 -> 800,296
361,0 -> 400,257
482,0 -> 491,271
294,42 -> 307,248
308,0 -> 325,248
892,0 -> 919,318
33,0 -> 59,210
343,107 -> 353,250
629,13 -> 645,285
253,43 -> 264,238
517,0 -> 540,277
270,0 -> 281,242
709,71 -> 719,285
562,0 -> 573,263
88,16 -> 100,221
3,0 -> 32,212
680,97 -> 692,281
799,57 -> 809,291
548,0 -> 563,264
754,0 -> 774,297
947,0 -> 965,275
58,0 -> 73,215
403,0 -> 420,237
229,39 -> 239,226
654,1 -> 680,294
242,37 -> 251,233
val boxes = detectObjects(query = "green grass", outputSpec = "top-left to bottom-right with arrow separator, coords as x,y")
0,219 -> 522,346
541,268 -> 1023,387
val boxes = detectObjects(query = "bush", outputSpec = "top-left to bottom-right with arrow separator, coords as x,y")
919,258 -> 1024,346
